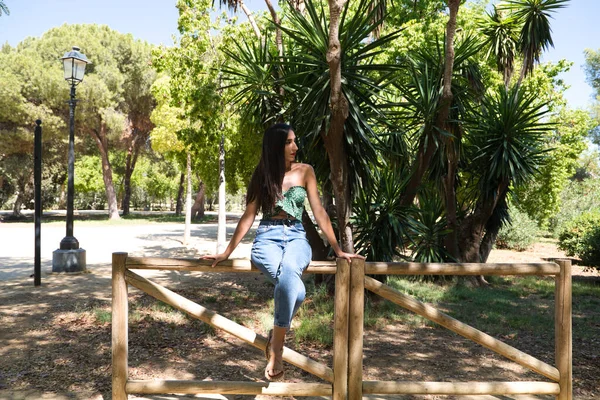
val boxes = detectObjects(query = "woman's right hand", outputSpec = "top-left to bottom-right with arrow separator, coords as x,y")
201,253 -> 229,268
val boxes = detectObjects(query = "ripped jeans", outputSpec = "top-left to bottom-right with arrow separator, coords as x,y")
251,219 -> 312,329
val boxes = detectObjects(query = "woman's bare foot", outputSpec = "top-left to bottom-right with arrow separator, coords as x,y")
264,327 -> 285,381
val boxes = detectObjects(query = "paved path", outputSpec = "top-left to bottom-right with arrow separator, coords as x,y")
0,215 -> 256,283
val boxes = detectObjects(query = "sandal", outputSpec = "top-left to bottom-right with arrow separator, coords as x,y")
264,329 -> 285,381
264,329 -> 273,361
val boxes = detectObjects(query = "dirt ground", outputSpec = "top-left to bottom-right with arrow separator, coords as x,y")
0,241 -> 598,400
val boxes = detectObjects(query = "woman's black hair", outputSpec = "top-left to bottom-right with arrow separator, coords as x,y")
246,123 -> 292,214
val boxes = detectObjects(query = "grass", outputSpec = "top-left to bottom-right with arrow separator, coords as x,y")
291,274 -> 600,346
74,270 -> 599,348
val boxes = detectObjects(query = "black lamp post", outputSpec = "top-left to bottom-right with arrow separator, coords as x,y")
52,46 -> 90,273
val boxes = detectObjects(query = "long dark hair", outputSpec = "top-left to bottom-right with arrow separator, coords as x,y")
246,123 -> 292,214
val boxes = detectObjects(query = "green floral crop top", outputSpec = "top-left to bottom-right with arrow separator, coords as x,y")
263,186 -> 307,221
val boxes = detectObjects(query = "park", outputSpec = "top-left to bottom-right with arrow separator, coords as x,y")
1,0 -> 600,399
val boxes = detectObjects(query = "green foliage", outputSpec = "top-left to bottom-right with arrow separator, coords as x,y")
497,207 -> 540,251
558,211 -> 600,268
583,48 -> 600,146
352,168 -> 412,262
468,85 -> 552,190
552,178 -> 600,234
478,4 -> 519,85
0,1 -> 9,16
515,106 -> 592,226
409,191 -> 452,263
501,0 -> 570,78
152,0 -> 260,195
584,48 -> 600,96
73,155 -> 108,209
0,24 -> 157,216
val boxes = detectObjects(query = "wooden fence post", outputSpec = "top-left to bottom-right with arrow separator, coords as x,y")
555,259 -> 572,400
333,258 -> 350,400
112,252 -> 129,400
348,258 -> 364,400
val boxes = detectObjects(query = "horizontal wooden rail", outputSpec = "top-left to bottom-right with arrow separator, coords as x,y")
126,256 -> 337,274
362,381 -> 560,395
124,269 -> 334,383
364,262 -> 560,276
125,257 -> 560,276
126,380 -> 332,395
364,276 -> 560,382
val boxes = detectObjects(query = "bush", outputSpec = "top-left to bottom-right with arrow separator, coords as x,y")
558,211 -> 600,268
551,178 -> 600,235
496,207 -> 540,251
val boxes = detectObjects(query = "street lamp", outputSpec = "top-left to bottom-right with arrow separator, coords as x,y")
52,46 -> 90,273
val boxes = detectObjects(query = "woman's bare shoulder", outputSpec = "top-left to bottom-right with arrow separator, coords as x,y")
292,163 -> 314,173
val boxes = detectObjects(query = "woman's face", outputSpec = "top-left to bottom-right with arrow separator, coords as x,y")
284,130 -> 298,165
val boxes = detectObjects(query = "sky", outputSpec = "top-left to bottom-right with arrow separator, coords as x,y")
0,0 -> 598,109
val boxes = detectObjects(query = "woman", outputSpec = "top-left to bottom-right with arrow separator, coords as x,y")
202,123 -> 363,381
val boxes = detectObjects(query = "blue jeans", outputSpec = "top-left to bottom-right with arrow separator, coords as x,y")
251,220 -> 312,328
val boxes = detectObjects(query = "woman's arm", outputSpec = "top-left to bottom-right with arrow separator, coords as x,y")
201,199 -> 258,267
304,165 -> 364,262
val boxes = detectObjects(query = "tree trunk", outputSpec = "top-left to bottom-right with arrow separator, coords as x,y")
295,0 -> 306,13
121,133 -> 142,216
304,209 -> 334,288
12,189 -> 23,217
459,180 -> 509,285
479,228 -> 498,263
324,0 -> 353,253
322,179 -> 335,219
302,210 -> 330,260
400,130 -> 437,207
400,0 -> 461,213
191,181 -> 206,220
93,124 -> 120,220
217,134 -> 226,253
183,152 -> 192,245
440,0 -> 461,261
241,0 -> 262,39
479,189 -> 509,263
264,0 -> 283,59
517,47 -> 530,87
175,172 -> 185,216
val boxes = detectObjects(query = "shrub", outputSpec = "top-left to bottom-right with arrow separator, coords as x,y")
496,207 -> 540,251
551,178 -> 600,235
558,211 -> 600,268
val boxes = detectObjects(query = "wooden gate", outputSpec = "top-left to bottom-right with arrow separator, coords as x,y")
111,252 -> 572,399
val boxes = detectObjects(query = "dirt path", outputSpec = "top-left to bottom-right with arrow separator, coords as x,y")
1,230 -> 598,400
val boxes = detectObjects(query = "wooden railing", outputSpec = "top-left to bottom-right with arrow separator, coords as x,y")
111,252 -> 572,399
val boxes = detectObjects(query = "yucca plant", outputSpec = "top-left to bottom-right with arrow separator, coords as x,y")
277,0 -> 404,191
500,0 -> 570,85
221,38 -> 283,131
478,5 -> 519,87
468,85 -> 552,193
409,189 -> 453,264
352,167 -> 414,263
456,84 -> 552,265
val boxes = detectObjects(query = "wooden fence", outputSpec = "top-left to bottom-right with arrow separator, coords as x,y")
111,252 -> 572,399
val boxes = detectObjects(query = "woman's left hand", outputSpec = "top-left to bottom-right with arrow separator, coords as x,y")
335,251 -> 366,263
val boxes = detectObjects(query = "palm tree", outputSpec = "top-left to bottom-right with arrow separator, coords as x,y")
478,5 -> 519,88
502,0 -> 569,86
0,1 -> 9,16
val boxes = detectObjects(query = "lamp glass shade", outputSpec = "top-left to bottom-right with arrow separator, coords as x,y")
61,47 -> 90,84
73,58 -> 87,82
